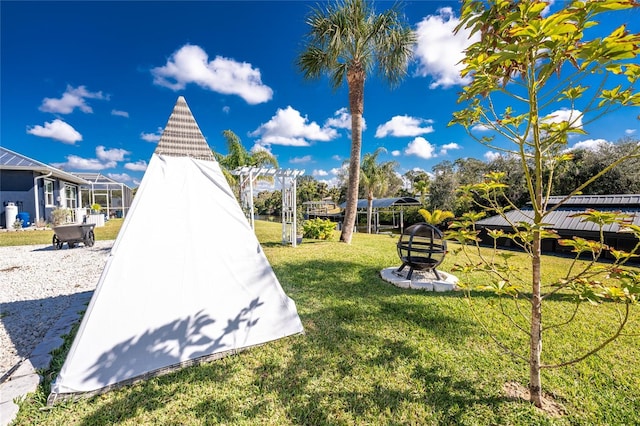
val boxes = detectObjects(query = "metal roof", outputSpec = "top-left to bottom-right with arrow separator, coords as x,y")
477,207 -> 640,234
0,146 -> 88,184
544,194 -> 640,207
340,197 -> 421,209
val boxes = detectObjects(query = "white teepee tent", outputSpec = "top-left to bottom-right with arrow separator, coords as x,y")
48,97 -> 304,403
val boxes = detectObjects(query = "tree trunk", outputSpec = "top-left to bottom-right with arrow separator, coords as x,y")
340,67 -> 365,244
367,193 -> 373,234
530,82 -> 543,407
530,231 -> 543,408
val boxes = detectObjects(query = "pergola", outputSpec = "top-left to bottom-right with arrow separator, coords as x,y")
73,173 -> 133,219
231,166 -> 305,247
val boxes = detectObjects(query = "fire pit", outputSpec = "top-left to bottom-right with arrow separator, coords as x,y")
396,223 -> 447,280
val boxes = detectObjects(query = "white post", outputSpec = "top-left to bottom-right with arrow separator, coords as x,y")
248,170 -> 255,230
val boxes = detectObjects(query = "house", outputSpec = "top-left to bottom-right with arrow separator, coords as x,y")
0,146 -> 89,228
475,194 -> 640,258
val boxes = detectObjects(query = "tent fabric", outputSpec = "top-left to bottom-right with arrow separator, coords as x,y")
48,97 -> 303,402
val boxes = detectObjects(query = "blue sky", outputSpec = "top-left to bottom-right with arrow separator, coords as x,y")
2,1 -> 639,189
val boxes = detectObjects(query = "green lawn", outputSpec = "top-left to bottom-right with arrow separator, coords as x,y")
0,218 -> 124,247
10,220 -> 640,425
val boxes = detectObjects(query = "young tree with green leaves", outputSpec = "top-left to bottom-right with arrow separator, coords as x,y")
360,147 -> 399,233
448,0 -> 640,409
297,0 -> 415,243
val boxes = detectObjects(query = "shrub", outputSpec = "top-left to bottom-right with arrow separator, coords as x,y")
302,218 -> 336,240
51,208 -> 71,226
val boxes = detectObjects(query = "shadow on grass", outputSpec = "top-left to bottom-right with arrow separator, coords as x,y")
32,257 -> 531,425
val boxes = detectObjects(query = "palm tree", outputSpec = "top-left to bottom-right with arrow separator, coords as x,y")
360,148 -> 398,233
414,179 -> 429,206
297,0 -> 415,244
215,129 -> 278,199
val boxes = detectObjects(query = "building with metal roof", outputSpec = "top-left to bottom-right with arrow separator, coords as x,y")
475,194 -> 640,257
1,146 -> 89,227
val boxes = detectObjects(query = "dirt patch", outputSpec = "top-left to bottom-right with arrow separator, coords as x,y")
503,381 -> 567,418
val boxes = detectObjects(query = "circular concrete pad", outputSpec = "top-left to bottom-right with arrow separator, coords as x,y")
380,267 -> 459,292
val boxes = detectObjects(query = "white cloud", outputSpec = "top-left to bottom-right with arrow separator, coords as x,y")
324,107 -> 367,131
312,169 -> 328,177
484,151 -> 501,161
124,160 -> 148,171
52,155 -> 114,171
250,106 -> 338,147
222,106 -> 230,114
625,129 -> 637,135
331,155 -> 341,161
404,137 -> 436,159
27,119 -> 82,144
440,142 -> 461,155
391,150 -> 401,157
569,139 -> 611,151
318,177 -> 341,188
39,85 -> 107,114
375,115 -> 434,138
51,145 -> 131,171
97,146 -> 129,162
414,8 -> 479,89
472,123 -> 491,132
141,128 -> 163,142
290,155 -> 312,164
151,44 -> 273,105
330,167 -> 344,175
542,108 -> 583,129
107,173 -> 132,183
111,109 -> 129,118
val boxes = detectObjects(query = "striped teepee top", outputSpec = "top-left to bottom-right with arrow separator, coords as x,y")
154,96 -> 216,161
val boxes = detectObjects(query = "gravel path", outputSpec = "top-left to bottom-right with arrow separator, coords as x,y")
0,240 -> 113,380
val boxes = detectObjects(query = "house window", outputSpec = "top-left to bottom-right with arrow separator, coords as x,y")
44,180 -> 54,206
65,185 -> 78,209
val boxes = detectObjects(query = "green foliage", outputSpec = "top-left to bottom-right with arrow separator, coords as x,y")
302,218 -> 336,240
418,208 -> 455,226
450,0 -> 640,408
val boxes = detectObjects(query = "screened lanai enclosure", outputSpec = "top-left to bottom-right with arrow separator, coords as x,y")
73,173 -> 133,219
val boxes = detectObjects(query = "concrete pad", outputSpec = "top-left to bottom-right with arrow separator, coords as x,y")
380,266 -> 459,292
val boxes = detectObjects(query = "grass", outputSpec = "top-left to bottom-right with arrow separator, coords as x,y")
8,220 -> 640,425
0,219 -> 124,247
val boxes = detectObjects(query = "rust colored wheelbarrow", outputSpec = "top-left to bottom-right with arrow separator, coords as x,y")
52,223 -> 96,249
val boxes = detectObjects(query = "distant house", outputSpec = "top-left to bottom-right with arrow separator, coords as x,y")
475,194 -> 640,257
0,146 -> 89,228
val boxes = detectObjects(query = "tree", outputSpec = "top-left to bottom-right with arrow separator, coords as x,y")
428,161 -> 459,213
214,130 -> 278,199
297,0 -> 415,243
360,147 -> 398,233
449,0 -> 640,409
417,208 -> 454,226
413,179 -> 430,206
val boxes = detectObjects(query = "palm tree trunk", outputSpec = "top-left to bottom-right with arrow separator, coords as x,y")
367,192 -> 373,234
340,68 -> 365,244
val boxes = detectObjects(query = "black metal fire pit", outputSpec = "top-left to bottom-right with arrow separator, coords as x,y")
396,222 -> 447,280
